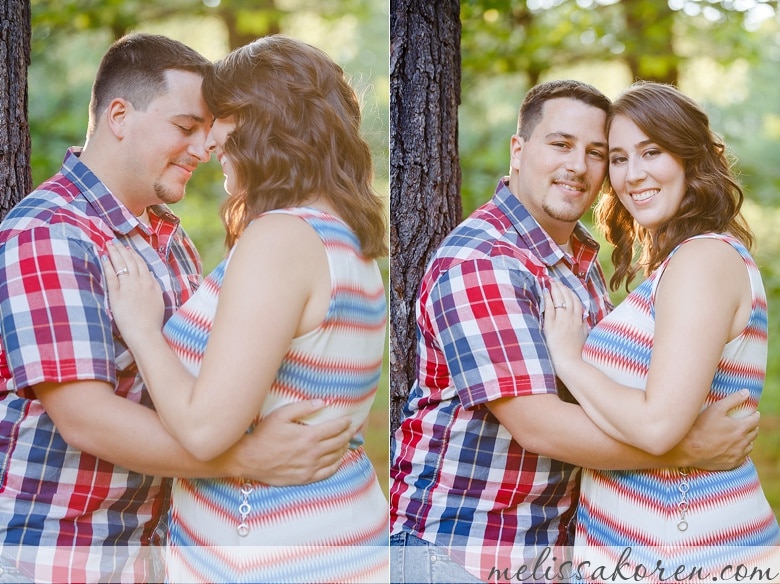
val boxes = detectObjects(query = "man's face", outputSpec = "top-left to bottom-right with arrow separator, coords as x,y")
509,98 -> 608,244
123,69 -> 212,207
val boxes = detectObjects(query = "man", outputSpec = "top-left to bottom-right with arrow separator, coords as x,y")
389,80 -> 759,583
0,34 -> 352,583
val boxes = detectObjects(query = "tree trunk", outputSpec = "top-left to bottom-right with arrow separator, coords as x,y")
218,2 -> 282,51
622,0 -> 679,85
389,0 -> 462,433
0,0 -> 32,220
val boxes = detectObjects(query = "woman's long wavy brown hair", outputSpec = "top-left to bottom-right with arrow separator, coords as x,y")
595,81 -> 753,291
202,35 -> 387,258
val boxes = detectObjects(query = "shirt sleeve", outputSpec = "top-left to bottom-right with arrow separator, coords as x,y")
0,226 -> 115,396
428,255 -> 557,409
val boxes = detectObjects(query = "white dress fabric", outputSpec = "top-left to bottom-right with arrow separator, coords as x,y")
573,234 -> 779,581
160,208 -> 389,583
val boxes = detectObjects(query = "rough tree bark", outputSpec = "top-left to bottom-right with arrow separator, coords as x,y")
389,0 -> 462,433
0,0 -> 32,220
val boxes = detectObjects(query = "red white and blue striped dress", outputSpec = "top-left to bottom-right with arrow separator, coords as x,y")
573,233 -> 780,578
159,208 -> 389,583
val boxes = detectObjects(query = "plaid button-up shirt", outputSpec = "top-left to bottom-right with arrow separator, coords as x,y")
390,178 -> 612,580
0,148 -> 201,582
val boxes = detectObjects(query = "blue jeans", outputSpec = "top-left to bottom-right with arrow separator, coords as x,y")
390,531 -> 483,583
0,556 -> 33,584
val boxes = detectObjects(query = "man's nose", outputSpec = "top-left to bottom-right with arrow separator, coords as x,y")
190,135 -> 211,163
565,150 -> 587,175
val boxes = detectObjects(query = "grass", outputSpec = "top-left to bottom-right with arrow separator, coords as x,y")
754,415 -> 780,512
745,201 -> 780,513
365,350 -> 389,497
366,258 -> 390,497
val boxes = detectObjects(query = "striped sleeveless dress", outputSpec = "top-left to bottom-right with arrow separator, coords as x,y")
159,208 -> 389,583
573,234 -> 780,579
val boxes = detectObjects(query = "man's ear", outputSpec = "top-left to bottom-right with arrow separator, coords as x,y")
509,134 -> 524,172
105,98 -> 131,139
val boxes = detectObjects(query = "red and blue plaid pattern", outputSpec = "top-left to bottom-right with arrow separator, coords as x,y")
390,179 -> 612,580
0,148 -> 201,582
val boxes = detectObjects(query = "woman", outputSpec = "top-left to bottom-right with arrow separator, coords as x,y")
103,35 -> 388,583
542,82 -> 780,576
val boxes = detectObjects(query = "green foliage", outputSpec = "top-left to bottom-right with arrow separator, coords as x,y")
460,0 -> 769,88
458,1 -> 780,214
31,0 -> 206,45
710,35 -> 780,207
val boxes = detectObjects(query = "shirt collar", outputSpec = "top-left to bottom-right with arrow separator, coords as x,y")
62,147 -> 181,236
493,177 -> 600,269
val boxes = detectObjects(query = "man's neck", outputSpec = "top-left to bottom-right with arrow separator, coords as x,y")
136,208 -> 152,227
559,239 -> 574,256
80,141 -> 150,217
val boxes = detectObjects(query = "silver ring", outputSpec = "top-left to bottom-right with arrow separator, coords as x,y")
115,268 -> 129,276
554,303 -> 566,309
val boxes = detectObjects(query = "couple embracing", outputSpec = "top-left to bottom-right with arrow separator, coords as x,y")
390,79 -> 780,583
0,32 -> 388,584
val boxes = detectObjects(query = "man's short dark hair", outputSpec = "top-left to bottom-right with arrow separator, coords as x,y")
517,79 -> 611,139
88,33 -> 212,135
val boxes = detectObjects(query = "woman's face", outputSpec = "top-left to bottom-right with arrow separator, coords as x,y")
205,116 -> 239,195
608,114 -> 687,233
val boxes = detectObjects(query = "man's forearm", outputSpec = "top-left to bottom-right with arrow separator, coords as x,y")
35,380 -> 236,478
489,394 -> 686,470
36,380 -> 355,484
489,391 -> 754,472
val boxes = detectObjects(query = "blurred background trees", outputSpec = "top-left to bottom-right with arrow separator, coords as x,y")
392,0 -> 780,509
457,0 -> 780,215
